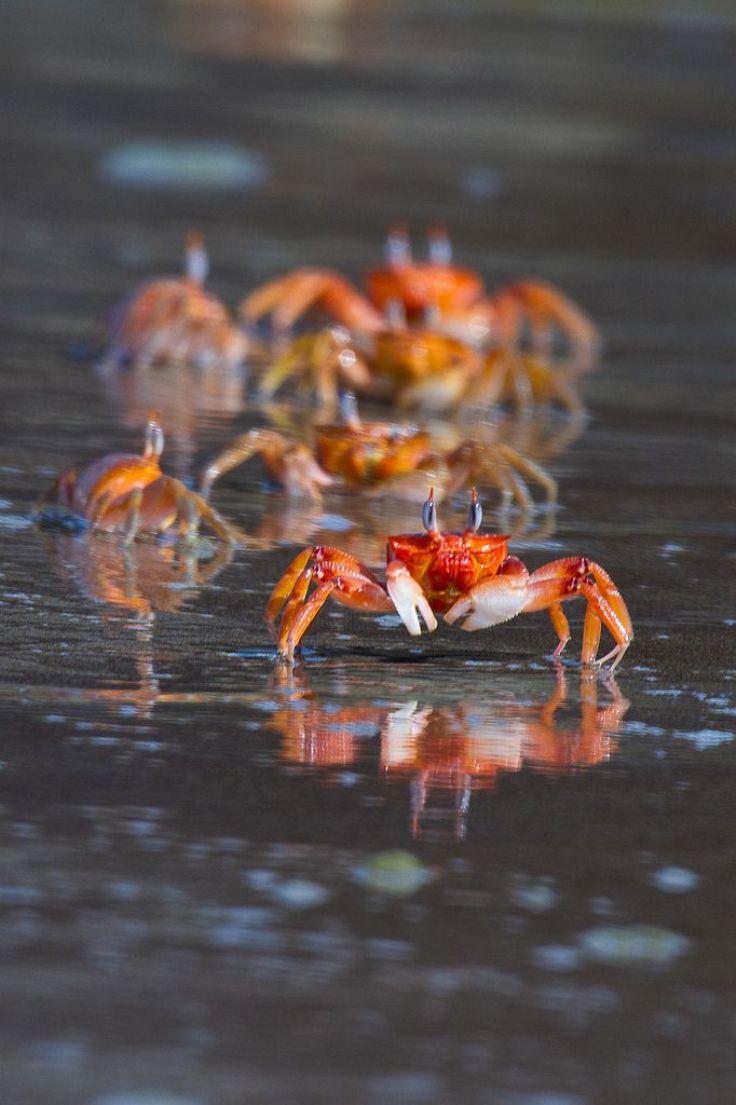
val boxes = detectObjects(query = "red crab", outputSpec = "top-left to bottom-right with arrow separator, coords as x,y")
242,225 -> 598,356
37,414 -> 240,544
266,489 -> 633,669
101,232 -> 248,371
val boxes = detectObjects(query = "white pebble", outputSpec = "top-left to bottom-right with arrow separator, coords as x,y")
649,866 -> 700,894
578,924 -> 690,967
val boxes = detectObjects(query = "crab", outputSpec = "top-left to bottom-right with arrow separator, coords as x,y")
200,394 -> 557,513
100,232 -> 248,371
242,225 -> 599,356
266,489 -> 633,669
256,320 -> 586,417
37,414 -> 242,544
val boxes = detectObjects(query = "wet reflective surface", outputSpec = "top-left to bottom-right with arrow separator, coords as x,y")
2,1 -> 736,1102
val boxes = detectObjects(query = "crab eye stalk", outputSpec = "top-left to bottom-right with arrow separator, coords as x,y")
185,229 -> 208,286
385,224 -> 411,267
339,391 -> 361,429
467,488 -> 483,532
427,224 -> 452,266
144,414 -> 165,460
422,488 -> 438,533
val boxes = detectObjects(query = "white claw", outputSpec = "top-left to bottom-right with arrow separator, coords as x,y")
386,562 -> 438,636
444,577 -> 527,631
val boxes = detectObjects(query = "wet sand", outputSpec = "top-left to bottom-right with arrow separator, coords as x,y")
1,2 -> 736,1103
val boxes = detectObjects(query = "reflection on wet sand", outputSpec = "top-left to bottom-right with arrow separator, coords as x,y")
269,667 -> 629,839
38,532 -> 238,716
42,531 -> 235,618
169,0 -> 385,63
97,360 -> 247,480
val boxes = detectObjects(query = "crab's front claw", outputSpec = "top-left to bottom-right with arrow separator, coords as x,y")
385,560 -> 437,636
444,570 -> 529,632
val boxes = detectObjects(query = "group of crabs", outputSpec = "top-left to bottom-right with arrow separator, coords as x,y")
39,227 -> 633,671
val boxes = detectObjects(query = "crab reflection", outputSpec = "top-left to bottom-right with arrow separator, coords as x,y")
269,667 -> 628,839
42,531 -> 235,619
170,0 -> 384,64
97,359 -> 247,480
40,533 -> 236,717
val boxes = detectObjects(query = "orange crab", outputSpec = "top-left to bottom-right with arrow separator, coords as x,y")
256,319 -> 586,417
101,232 -> 248,371
37,414 -> 241,544
200,395 -> 557,512
242,225 -> 599,356
266,489 -> 633,669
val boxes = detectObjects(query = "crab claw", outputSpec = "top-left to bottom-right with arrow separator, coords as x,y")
444,564 -> 528,632
386,560 -> 438,636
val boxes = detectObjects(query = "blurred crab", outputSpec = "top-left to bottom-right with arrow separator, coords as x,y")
242,225 -> 598,357
37,414 -> 242,544
100,232 -> 248,371
255,320 -> 586,417
266,488 -> 633,669
200,394 -> 557,513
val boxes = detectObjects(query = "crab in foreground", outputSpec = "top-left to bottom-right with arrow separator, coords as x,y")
100,232 -> 248,371
200,394 -> 557,513
242,225 -> 599,357
266,489 -> 633,669
37,414 -> 241,544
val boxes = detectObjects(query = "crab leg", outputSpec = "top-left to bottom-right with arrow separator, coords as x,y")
496,444 -> 558,507
581,601 -> 602,664
200,430 -> 332,502
279,579 -> 337,659
241,271 -> 383,333
266,546 -> 438,661
494,281 -> 600,354
265,548 -> 314,630
524,557 -> 633,667
241,272 -> 325,329
122,487 -> 144,545
548,601 -> 571,657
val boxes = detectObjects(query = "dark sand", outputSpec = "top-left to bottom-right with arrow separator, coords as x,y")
1,2 -> 735,1102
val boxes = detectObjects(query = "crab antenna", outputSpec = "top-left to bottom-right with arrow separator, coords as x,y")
185,230 -> 208,285
427,224 -> 452,266
467,487 -> 483,532
385,224 -> 411,268
143,412 -> 165,460
422,487 -> 438,533
339,390 -> 361,430
385,297 -> 407,329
